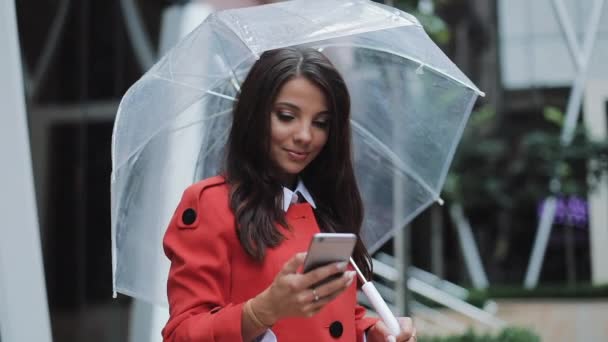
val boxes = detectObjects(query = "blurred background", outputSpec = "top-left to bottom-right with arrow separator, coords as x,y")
1,0 -> 607,341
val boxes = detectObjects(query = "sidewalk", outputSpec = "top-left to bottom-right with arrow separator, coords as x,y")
416,299 -> 608,341
495,299 -> 608,341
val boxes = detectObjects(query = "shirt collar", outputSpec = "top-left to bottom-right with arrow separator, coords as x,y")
282,179 -> 316,211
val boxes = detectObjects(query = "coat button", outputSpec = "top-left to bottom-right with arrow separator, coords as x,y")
329,321 -> 343,338
182,208 -> 197,225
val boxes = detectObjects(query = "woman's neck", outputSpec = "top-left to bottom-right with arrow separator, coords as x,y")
279,173 -> 297,190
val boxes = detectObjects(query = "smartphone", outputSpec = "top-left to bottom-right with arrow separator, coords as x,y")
302,233 -> 357,286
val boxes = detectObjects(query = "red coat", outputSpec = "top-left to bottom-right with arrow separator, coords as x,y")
162,176 -> 377,341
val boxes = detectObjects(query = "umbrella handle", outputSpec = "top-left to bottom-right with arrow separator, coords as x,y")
361,282 -> 401,336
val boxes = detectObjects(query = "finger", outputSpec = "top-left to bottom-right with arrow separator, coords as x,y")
314,271 -> 355,298
403,328 -> 417,342
301,305 -> 322,318
372,319 -> 414,342
372,320 -> 391,337
406,326 -> 416,342
280,252 -> 307,275
405,329 -> 417,342
395,317 -> 414,341
295,286 -> 318,306
307,288 -> 343,310
300,281 -> 348,313
301,261 -> 348,288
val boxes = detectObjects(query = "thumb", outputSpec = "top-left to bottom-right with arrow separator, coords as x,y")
281,252 -> 307,274
371,320 -> 396,342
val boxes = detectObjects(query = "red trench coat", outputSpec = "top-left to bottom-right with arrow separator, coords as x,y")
162,176 -> 377,342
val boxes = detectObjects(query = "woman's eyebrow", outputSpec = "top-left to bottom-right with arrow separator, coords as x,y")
275,102 -> 330,116
274,102 -> 300,111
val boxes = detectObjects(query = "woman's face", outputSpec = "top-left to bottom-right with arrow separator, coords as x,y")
269,75 -> 330,187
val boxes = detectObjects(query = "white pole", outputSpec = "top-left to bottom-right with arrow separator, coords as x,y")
449,204 -> 489,289
120,0 -> 157,70
582,80 -> 608,285
0,1 -> 53,341
524,197 -> 558,288
559,0 -> 606,146
550,0 -> 583,69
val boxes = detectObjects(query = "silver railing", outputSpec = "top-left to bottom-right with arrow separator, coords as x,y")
360,252 -> 505,330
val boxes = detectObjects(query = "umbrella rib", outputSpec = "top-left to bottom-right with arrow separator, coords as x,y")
216,5 -> 415,58
214,14 -> 261,59
315,42 -> 484,97
114,60 -> 243,173
296,2 -> 418,42
350,119 -> 439,201
149,75 -> 238,102
211,23 -> 243,94
167,108 -> 232,134
113,106 -> 232,172
194,124 -> 231,178
207,90 -> 237,102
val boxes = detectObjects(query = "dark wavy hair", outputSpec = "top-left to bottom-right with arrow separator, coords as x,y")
224,47 -> 372,280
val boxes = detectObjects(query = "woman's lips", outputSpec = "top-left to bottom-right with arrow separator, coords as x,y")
286,149 -> 309,161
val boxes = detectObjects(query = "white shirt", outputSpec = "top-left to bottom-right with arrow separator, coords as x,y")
281,179 -> 317,211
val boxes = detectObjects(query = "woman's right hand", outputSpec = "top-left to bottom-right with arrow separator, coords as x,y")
250,252 -> 356,325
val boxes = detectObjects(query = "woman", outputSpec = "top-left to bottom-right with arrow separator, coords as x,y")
162,47 -> 416,342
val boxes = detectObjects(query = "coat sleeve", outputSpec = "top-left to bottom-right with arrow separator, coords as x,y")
161,184 -> 245,342
355,301 -> 379,342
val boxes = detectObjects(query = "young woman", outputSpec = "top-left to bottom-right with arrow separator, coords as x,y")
162,47 -> 416,342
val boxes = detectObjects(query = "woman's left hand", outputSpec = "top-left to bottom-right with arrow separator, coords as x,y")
367,317 -> 416,342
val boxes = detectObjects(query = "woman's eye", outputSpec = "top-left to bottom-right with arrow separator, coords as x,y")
313,120 -> 329,129
276,111 -> 294,121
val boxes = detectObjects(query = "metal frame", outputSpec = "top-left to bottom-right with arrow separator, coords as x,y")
524,0 -> 606,288
371,254 -> 505,329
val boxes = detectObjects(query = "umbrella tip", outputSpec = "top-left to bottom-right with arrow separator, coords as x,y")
437,197 -> 445,206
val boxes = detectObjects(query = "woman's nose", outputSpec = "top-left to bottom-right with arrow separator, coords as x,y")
293,123 -> 312,144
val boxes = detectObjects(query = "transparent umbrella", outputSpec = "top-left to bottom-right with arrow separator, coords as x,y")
111,0 -> 483,308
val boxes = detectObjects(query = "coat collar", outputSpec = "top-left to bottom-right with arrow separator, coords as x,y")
282,179 -> 316,211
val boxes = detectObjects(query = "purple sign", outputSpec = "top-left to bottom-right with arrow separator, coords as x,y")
538,196 -> 588,228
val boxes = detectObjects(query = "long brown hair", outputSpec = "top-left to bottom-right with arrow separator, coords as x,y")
224,47 -> 372,279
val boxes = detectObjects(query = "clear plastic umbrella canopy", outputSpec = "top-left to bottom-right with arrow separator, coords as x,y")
111,0 -> 483,305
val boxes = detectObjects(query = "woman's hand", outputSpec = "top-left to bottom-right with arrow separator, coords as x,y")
367,317 -> 416,342
250,252 -> 356,325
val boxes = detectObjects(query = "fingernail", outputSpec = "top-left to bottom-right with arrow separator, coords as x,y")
345,271 -> 355,286
386,336 -> 396,342
336,262 -> 348,270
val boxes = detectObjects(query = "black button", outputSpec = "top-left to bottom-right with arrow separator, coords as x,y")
329,321 -> 343,338
182,208 -> 197,225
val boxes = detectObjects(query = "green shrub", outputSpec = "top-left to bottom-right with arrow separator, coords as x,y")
419,327 -> 540,342
467,283 -> 608,308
